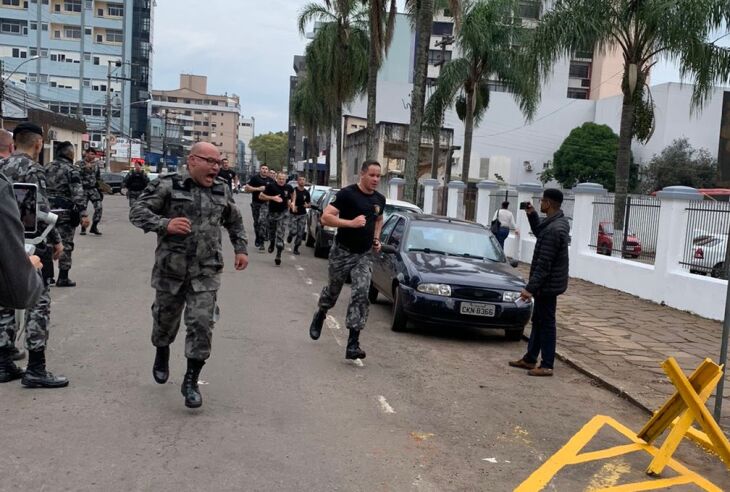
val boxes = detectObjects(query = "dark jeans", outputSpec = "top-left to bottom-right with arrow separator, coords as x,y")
523,295 -> 557,369
496,227 -> 509,248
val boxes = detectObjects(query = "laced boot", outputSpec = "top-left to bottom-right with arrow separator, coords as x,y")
21,349 -> 69,388
345,329 -> 366,360
55,268 -> 76,287
0,348 -> 24,383
152,346 -> 170,384
181,358 -> 205,408
90,222 -> 102,235
309,309 -> 326,340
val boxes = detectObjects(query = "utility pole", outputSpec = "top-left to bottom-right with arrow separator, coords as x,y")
160,110 -> 168,174
105,61 -> 113,172
0,60 -> 5,128
430,34 -> 454,180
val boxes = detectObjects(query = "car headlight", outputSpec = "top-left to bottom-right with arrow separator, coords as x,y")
502,291 -> 522,303
324,226 -> 337,233
417,283 -> 451,297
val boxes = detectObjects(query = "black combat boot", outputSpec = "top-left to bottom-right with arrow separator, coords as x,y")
90,222 -> 102,235
55,268 -> 76,287
275,247 -> 283,266
345,329 -> 366,360
268,242 -> 275,254
287,234 -> 293,244
21,349 -> 69,388
309,309 -> 326,340
79,226 -> 87,235
11,345 -> 25,361
152,346 -> 170,384
293,246 -> 300,255
0,348 -> 24,383
181,358 -> 205,408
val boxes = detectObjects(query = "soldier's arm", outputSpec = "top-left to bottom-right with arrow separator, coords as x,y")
29,167 -> 62,245
69,168 -> 88,216
129,180 -> 171,234
222,189 -> 248,255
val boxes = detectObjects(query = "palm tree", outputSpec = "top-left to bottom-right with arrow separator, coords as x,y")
291,75 -> 323,184
363,0 -> 398,159
424,0 -> 539,185
402,0 -> 461,202
531,0 -> 730,229
298,0 -> 370,187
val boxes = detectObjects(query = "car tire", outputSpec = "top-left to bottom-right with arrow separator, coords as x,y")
368,283 -> 379,304
505,328 -> 524,341
711,262 -> 727,279
391,286 -> 407,332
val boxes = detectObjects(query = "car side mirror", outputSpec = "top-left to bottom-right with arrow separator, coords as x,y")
509,259 -> 519,268
380,244 -> 397,254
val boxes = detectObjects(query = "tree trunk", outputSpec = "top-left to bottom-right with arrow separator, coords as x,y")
336,105 -> 344,188
403,0 -> 433,202
325,131 -> 332,186
461,87 -> 475,184
614,89 -> 635,231
366,13 -> 379,160
430,126 -> 440,179
309,130 -> 317,185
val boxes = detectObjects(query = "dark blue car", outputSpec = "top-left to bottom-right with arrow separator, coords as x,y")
370,214 -> 532,340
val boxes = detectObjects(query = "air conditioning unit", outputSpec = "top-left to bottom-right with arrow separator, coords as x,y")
89,141 -> 101,149
47,129 -> 57,141
523,160 -> 533,172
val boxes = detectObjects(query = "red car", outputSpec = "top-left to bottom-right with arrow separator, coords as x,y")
597,221 -> 642,258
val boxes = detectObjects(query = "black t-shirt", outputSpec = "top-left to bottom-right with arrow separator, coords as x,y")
264,182 -> 293,214
331,184 -> 386,254
292,187 -> 311,216
248,174 -> 272,203
218,168 -> 236,189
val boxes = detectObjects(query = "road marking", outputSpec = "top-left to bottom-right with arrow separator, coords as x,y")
377,395 -> 395,414
295,265 -> 304,272
304,278 -> 313,285
326,315 -> 341,330
352,359 -> 364,367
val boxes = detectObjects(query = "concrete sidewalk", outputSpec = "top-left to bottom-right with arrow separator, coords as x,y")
516,265 -> 729,428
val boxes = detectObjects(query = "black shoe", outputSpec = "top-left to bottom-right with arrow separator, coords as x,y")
48,277 -> 55,285
0,349 -> 24,383
258,245 -> 265,252
268,243 -> 275,254
153,346 -> 170,384
181,359 -> 205,408
275,247 -> 282,266
287,235 -> 293,244
80,229 -> 86,236
345,329 -> 366,360
56,269 -> 76,287
11,346 -> 25,361
293,247 -> 300,255
309,309 -> 326,340
21,350 -> 69,388
90,226 -> 102,236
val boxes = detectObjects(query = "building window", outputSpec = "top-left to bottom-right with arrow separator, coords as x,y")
63,0 -> 82,12
84,27 -> 91,35
107,2 -> 123,16
569,61 -> 591,79
106,29 -> 123,43
567,88 -> 589,99
2,0 -> 21,6
0,18 -> 25,35
428,49 -> 452,66
64,26 -> 81,39
93,56 -> 100,65
431,21 -> 453,36
518,1 -> 540,20
30,21 -> 37,29
12,48 -> 27,58
29,47 -> 37,56
41,23 -> 48,31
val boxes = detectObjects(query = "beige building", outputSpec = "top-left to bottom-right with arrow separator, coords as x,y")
151,74 -> 241,164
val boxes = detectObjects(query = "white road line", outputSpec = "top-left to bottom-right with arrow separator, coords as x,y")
304,278 -> 313,285
326,315 -> 341,330
377,395 -> 395,414
353,359 -> 364,367
295,265 -> 305,272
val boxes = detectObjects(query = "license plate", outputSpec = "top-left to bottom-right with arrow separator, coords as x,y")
460,302 -> 496,317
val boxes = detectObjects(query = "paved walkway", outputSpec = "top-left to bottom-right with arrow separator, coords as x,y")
517,265 -> 729,428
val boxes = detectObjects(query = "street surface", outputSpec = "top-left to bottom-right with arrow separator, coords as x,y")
2,194 -> 728,491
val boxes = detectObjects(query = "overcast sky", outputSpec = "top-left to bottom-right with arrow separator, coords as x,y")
152,0 -> 728,136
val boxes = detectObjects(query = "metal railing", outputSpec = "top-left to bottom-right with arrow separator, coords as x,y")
681,200 -> 730,279
589,194 -> 661,264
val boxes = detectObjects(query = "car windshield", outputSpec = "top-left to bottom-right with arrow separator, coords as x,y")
311,189 -> 328,204
404,222 -> 504,262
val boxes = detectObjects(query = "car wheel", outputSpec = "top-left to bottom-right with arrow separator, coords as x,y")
314,233 -> 329,258
711,262 -> 727,279
391,286 -> 407,332
368,283 -> 379,304
505,328 -> 524,341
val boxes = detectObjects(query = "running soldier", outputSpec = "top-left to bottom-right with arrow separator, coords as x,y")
244,164 -> 273,251
309,160 -> 385,360
260,171 -> 293,266
130,142 -> 248,409
0,122 -> 68,388
123,161 -> 150,207
217,158 -> 236,192
78,148 -> 103,235
46,141 -> 90,287
288,175 -> 310,255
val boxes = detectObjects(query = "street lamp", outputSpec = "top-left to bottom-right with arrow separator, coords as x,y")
1,55 -> 41,127
2,55 -> 41,82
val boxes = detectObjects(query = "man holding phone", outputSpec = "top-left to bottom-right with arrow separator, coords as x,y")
509,189 -> 570,377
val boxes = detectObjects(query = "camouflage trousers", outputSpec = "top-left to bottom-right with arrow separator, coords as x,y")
258,205 -> 269,244
56,221 -> 76,271
250,201 -> 264,246
318,242 -> 373,332
290,214 -> 307,248
84,191 -> 103,224
151,287 -> 219,361
0,284 -> 51,352
268,210 -> 289,250
127,191 -> 142,207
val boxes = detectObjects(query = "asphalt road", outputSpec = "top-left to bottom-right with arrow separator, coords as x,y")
2,194 -> 727,491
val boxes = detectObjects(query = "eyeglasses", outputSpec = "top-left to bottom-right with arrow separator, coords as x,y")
191,154 -> 222,166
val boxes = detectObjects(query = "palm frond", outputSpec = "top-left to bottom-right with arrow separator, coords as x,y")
298,2 -> 337,35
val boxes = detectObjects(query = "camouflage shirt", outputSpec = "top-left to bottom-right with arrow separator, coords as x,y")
0,152 -> 61,245
76,159 -> 100,190
129,168 -> 248,294
46,155 -> 88,216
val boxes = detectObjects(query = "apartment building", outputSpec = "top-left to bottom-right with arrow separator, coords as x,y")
151,74 -> 241,165
0,0 -> 153,146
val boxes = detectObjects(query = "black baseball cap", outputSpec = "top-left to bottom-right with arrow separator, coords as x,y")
13,122 -> 43,139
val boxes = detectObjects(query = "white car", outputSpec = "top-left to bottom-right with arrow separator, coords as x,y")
384,198 -> 422,221
688,231 -> 727,278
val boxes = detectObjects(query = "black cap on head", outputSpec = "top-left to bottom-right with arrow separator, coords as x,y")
543,188 -> 564,205
13,122 -> 43,140
57,141 -> 74,153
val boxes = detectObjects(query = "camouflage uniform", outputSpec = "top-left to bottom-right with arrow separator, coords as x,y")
268,210 -> 289,250
258,205 -> 269,244
46,154 -> 88,271
0,153 -> 61,352
290,214 -> 307,249
123,169 -> 150,207
78,160 -> 103,225
318,243 -> 374,331
129,169 -> 247,361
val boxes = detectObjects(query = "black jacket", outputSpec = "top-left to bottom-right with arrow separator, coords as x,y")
526,210 -> 570,297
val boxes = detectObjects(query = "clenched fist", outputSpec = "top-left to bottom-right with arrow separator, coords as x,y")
350,215 -> 366,228
167,217 -> 192,235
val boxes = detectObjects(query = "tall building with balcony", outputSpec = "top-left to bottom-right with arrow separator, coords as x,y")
0,0 -> 154,147
150,74 -> 241,165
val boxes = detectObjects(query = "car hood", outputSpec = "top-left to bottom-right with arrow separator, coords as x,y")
403,252 -> 525,290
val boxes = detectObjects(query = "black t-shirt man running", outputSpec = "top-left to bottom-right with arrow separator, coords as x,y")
244,164 -> 274,248
309,160 -> 385,361
217,159 -> 236,191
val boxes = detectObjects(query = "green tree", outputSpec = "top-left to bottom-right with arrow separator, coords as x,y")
543,122 -> 637,191
298,0 -> 370,187
425,0 -> 538,184
249,132 -> 289,171
641,138 -> 718,192
531,0 -> 730,230
291,75 -> 324,184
